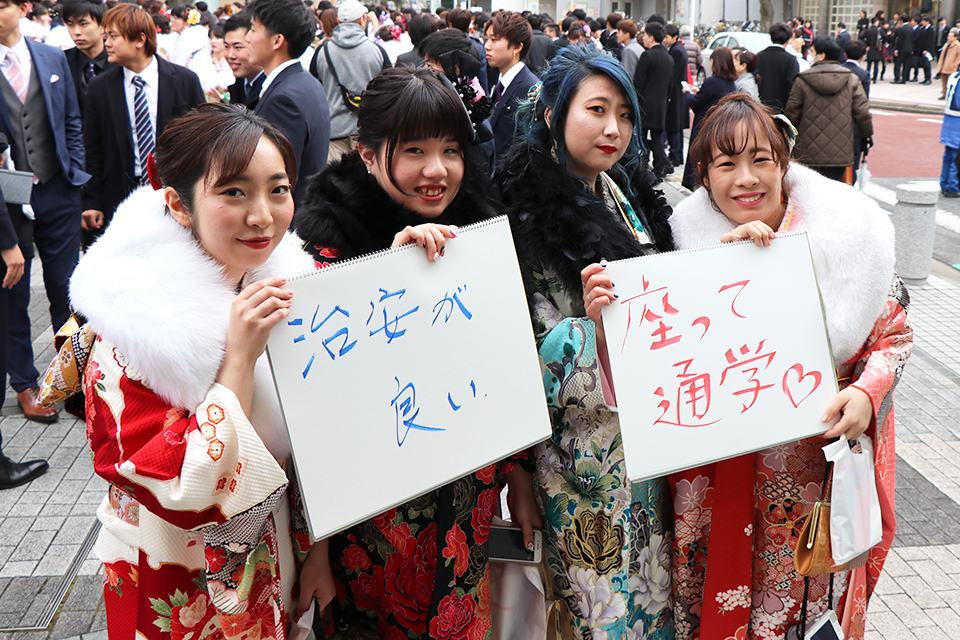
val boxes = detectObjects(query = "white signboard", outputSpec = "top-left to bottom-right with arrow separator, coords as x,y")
602,232 -> 838,482
267,217 -> 551,540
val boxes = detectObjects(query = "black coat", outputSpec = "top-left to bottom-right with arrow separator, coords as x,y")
634,43 -> 674,131
64,47 -> 113,120
863,26 -> 883,61
82,56 -> 205,218
254,63 -> 331,211
757,45 -> 799,113
837,30 -> 851,63
487,64 -> 540,171
527,29 -> 558,76
294,152 -> 496,263
666,40 -> 690,132
918,25 -> 937,56
495,139 -> 674,309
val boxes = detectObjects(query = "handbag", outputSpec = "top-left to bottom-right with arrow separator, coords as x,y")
323,44 -> 362,112
794,461 -> 869,577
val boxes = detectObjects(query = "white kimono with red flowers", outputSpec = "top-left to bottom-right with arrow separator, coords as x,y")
69,187 -> 317,640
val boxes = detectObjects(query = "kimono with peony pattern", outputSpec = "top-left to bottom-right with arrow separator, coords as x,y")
667,165 -> 913,640
85,336 -> 312,640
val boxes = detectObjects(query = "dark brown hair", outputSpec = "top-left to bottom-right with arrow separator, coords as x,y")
733,47 -> 759,74
103,4 -> 158,57
319,7 -> 338,36
155,103 -> 297,216
489,11 -> 533,59
710,46 -> 738,80
689,93 -> 790,189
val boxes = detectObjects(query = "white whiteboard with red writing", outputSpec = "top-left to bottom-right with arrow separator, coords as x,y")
266,216 -> 551,540
602,232 -> 838,482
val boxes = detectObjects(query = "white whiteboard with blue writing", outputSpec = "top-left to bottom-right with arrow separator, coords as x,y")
602,232 -> 839,482
267,216 -> 551,540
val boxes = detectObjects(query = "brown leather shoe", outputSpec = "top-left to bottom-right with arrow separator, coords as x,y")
17,387 -> 58,423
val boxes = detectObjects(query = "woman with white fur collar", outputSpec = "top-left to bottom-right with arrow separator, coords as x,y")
665,94 -> 912,640
67,104 -> 326,640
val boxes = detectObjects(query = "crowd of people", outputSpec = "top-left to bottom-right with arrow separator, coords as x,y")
0,1 -> 917,639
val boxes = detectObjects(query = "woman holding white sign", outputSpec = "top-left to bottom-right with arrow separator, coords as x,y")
666,93 -> 912,639
295,66 -> 543,638
54,104 -> 332,638
496,46 -> 677,639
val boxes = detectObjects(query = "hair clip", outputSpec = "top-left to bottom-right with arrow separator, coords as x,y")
772,113 -> 798,154
146,153 -> 161,191
528,81 -> 544,120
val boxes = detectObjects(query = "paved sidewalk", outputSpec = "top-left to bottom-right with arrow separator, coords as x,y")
0,178 -> 958,638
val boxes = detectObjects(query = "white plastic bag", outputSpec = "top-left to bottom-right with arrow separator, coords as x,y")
288,601 -> 316,640
856,160 -> 870,191
824,434 -> 882,565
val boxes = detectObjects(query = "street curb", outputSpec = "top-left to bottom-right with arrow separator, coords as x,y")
870,99 -> 944,115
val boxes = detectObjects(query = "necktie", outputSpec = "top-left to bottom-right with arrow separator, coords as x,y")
245,80 -> 256,104
493,81 -> 503,104
5,50 -> 26,103
132,75 -> 154,182
84,61 -> 96,83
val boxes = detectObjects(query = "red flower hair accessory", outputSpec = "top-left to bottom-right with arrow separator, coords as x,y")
146,153 -> 161,191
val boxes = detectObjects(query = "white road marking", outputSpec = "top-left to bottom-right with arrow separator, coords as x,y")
918,118 -> 944,124
870,110 -> 900,116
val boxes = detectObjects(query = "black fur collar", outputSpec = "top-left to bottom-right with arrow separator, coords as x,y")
496,140 -> 674,305
295,152 -> 496,261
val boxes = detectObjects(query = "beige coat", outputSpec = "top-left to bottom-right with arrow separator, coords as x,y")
938,40 -> 960,75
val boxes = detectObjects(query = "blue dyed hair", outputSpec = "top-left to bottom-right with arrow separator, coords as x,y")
515,45 -> 645,189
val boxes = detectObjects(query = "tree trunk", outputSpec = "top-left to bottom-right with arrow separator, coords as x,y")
760,0 -> 774,30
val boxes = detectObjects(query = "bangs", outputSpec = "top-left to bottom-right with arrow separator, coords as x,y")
390,78 -> 470,148
206,119 -> 296,188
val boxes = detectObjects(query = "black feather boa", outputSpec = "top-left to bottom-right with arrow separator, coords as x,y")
496,140 -> 675,308
295,152 -> 497,262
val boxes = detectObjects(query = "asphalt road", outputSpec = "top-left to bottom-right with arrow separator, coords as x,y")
865,108 -> 960,274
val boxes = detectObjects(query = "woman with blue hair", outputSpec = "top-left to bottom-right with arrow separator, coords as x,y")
496,46 -> 676,639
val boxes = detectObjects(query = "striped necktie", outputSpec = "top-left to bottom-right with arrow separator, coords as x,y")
5,50 -> 26,103
132,75 -> 154,182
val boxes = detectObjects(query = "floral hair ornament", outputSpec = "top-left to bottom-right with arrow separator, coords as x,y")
187,8 -> 201,25
389,24 -> 401,40
772,113 -> 798,155
146,153 -> 162,191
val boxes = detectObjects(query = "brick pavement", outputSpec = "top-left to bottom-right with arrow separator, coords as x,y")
0,179 -> 956,638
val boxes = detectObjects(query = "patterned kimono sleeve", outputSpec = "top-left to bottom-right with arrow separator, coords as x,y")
848,277 -> 913,438
85,338 -> 289,532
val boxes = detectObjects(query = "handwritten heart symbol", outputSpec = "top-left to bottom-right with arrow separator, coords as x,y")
782,364 -> 822,408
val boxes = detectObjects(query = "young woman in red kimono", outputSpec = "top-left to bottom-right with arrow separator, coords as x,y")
65,104 -> 330,639
664,94 -> 913,640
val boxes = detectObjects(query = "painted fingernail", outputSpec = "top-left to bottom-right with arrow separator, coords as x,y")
614,294 -> 619,299
526,542 -> 534,552
433,252 -> 440,261
440,246 -> 445,257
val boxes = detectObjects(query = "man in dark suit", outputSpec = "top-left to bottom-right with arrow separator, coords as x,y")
247,0 -> 330,211
863,17 -> 884,81
893,15 -> 916,83
222,12 -> 264,109
664,23 -> 688,167
486,11 -> 538,170
0,134 -> 49,486
62,0 -> 113,120
757,22 -> 799,113
525,12 -> 557,76
634,22 -> 673,179
843,39 -> 871,183
835,23 -> 851,63
82,4 -> 204,245
915,15 -> 936,84
0,0 -> 90,422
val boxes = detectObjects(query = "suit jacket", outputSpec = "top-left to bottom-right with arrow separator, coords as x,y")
837,30 -> 851,62
82,56 -> 205,216
842,60 -> 870,140
634,43 -> 673,131
228,72 -> 264,110
254,62 -> 330,210
488,64 -> 539,170
0,38 -> 89,188
918,25 -> 937,56
757,45 -> 799,114
863,26 -> 882,61
895,24 -> 915,54
64,46 -> 114,119
527,29 -> 558,76
666,41 -> 689,131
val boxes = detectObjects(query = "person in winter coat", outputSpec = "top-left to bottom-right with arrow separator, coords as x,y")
294,66 -> 540,639
938,28 -> 960,98
942,71 -> 960,196
665,23 -> 690,166
671,92 -> 911,640
495,45 -> 676,640
863,17 -> 886,81
681,46 -> 738,189
61,104 -> 330,640
312,0 -> 390,165
634,22 -> 674,179
785,35 -> 873,181
680,24 -> 701,81
733,47 -> 760,99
